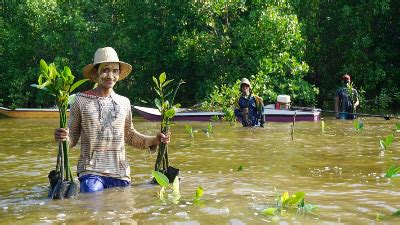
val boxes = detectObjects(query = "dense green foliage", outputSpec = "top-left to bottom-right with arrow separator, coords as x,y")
1,0 -> 399,111
292,0 -> 400,110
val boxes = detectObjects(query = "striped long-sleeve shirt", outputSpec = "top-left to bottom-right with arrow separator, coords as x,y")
68,92 -> 157,181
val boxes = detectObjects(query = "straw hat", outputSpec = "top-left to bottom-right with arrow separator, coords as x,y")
240,78 -> 251,89
83,47 -> 133,82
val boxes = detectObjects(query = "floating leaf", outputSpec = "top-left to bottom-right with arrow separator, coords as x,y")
261,207 -> 277,216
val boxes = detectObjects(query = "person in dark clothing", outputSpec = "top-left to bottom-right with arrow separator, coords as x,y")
234,78 -> 265,127
335,74 -> 359,119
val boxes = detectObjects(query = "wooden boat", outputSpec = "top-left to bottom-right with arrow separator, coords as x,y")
134,105 -> 320,122
0,107 -> 68,118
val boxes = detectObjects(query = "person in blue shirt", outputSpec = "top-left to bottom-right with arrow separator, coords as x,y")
234,78 -> 265,127
335,74 -> 359,119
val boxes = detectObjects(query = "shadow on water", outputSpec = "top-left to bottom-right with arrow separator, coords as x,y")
0,116 -> 400,224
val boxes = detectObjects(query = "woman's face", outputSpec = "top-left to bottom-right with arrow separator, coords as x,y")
97,62 -> 120,89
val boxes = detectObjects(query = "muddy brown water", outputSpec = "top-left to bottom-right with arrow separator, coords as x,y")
0,116 -> 399,224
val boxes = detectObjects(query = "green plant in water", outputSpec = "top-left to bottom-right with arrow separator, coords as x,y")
152,171 -> 180,204
353,119 -> 364,132
385,165 -> 400,178
31,59 -> 88,199
194,186 -> 204,204
184,125 -> 195,138
202,122 -> 213,137
153,72 -> 184,183
237,165 -> 243,171
261,187 -> 315,217
380,134 -> 394,150
394,123 -> 400,132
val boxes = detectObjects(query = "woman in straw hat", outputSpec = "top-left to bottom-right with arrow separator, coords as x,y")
54,47 -> 169,193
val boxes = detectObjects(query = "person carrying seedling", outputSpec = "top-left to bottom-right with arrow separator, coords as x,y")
54,47 -> 169,193
234,78 -> 265,127
335,74 -> 359,120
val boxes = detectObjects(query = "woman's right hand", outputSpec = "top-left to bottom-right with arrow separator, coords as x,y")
54,128 -> 69,142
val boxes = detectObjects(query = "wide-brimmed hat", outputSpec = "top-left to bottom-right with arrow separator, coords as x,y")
83,47 -> 133,82
240,78 -> 251,89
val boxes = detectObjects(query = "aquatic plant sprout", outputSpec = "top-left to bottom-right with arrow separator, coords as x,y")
380,134 -> 394,150
353,119 -> 364,132
385,165 -> 400,178
152,171 -> 180,204
261,187 -> 315,217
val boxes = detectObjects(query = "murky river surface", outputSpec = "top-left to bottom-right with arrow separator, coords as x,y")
0,115 -> 399,224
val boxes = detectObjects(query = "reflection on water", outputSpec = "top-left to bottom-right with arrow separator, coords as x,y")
0,116 -> 399,224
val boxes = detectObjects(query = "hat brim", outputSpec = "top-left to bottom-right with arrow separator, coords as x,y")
83,61 -> 133,82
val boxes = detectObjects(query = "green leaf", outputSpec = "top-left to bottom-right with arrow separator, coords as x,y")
152,76 -> 159,89
281,191 -> 289,205
195,186 -> 204,200
287,192 -> 305,206
393,210 -> 400,216
165,109 -> 176,119
386,134 -> 394,146
39,59 -> 48,74
237,165 -> 243,171
68,94 -> 77,105
395,123 -> 400,132
159,72 -> 166,84
261,207 -> 277,216
69,79 -> 88,93
172,176 -> 180,195
154,98 -> 162,111
152,171 -> 169,187
162,79 -> 174,88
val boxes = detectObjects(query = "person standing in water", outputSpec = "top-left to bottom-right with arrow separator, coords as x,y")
335,74 -> 359,119
54,47 -> 169,193
234,78 -> 265,127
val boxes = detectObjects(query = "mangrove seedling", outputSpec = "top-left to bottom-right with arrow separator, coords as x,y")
202,122 -> 213,137
193,186 -> 204,205
380,134 -> 394,151
152,72 -> 184,183
261,187 -> 315,217
385,165 -> 400,178
353,119 -> 364,132
32,59 -> 88,199
184,125 -> 195,138
152,171 -> 180,204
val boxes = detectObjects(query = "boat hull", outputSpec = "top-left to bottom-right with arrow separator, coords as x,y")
0,107 -> 68,118
133,106 -> 320,122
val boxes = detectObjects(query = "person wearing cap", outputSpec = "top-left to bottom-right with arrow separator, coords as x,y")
54,47 -> 169,193
234,78 -> 265,127
335,74 -> 359,119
